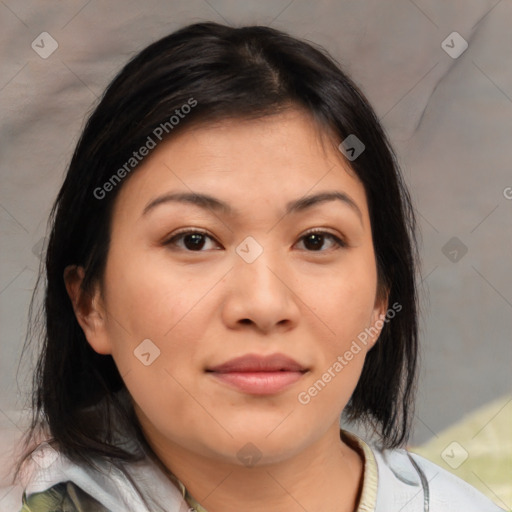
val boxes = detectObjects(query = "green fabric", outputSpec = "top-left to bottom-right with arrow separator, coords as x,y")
20,480 -> 201,512
410,394 -> 512,512
20,481 -> 110,512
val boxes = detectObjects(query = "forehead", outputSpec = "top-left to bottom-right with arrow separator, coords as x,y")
112,109 -> 369,224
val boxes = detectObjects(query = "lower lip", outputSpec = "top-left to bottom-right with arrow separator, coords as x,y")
209,371 -> 305,395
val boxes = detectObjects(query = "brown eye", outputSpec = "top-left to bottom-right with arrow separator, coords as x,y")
303,233 -> 325,251
297,231 -> 346,252
164,230 -> 221,251
182,233 -> 207,250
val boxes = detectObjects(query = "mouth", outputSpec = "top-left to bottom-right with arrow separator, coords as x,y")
206,353 -> 309,395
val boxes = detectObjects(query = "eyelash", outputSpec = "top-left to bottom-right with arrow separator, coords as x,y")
163,228 -> 347,252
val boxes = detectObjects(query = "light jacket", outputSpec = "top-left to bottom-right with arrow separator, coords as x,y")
19,431 -> 506,512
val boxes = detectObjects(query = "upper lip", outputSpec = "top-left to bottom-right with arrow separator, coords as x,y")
207,353 -> 307,373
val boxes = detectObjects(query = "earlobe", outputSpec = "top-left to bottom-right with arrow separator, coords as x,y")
63,265 -> 112,355
367,290 -> 390,348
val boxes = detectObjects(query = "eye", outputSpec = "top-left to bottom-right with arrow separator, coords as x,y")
163,229 -> 221,251
295,229 -> 347,252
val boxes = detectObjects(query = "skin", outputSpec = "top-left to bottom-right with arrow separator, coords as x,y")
65,108 -> 388,512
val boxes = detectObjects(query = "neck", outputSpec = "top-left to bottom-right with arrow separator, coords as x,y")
145,423 -> 364,512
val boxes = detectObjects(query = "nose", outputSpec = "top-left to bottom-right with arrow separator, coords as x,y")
221,243 -> 301,334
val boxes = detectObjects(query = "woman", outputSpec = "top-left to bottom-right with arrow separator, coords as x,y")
15,21 -> 505,512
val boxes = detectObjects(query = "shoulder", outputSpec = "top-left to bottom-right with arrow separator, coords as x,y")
20,440 -> 190,512
21,481 -> 110,512
372,446 -> 507,512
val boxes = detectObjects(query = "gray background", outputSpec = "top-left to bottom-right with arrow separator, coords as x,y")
1,0 -> 511,506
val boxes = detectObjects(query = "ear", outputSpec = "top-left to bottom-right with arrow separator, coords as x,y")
63,265 -> 112,355
366,287 -> 390,349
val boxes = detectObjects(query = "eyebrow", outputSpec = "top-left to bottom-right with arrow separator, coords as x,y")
142,190 -> 363,224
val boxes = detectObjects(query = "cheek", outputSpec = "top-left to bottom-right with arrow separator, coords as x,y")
105,242 -> 219,333
299,255 -> 379,344
296,276 -> 375,414
293,257 -> 378,411
102,246 -> 220,379
102,253 -> 217,435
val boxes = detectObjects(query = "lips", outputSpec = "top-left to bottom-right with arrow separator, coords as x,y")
206,353 -> 309,395
206,353 -> 307,373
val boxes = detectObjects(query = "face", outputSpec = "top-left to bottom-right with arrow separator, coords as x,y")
67,108 -> 387,469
